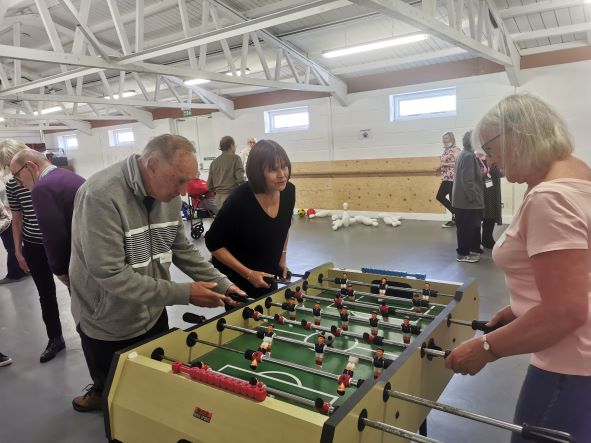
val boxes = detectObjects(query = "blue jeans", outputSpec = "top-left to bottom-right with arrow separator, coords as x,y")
511,365 -> 591,443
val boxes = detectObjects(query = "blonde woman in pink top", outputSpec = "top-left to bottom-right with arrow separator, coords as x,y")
434,132 -> 460,228
445,94 -> 591,443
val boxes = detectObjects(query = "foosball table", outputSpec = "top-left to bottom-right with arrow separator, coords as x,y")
104,263 -> 573,443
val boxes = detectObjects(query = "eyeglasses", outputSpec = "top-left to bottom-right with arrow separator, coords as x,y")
12,163 -> 28,185
481,134 -> 501,156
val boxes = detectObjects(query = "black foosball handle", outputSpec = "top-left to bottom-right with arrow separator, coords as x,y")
471,320 -> 504,334
182,312 -> 206,325
522,423 -> 575,442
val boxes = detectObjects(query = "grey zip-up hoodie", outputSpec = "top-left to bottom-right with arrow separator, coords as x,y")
452,149 -> 484,210
70,155 -> 232,341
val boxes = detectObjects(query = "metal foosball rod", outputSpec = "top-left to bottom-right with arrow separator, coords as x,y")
318,273 -> 455,298
357,409 -> 441,443
303,280 -> 447,308
292,288 -> 503,334
265,297 -> 420,335
215,318 -> 386,364
191,337 -> 365,389
382,384 -> 575,443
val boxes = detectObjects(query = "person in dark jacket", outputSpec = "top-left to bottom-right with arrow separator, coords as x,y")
475,151 -> 503,248
452,131 -> 484,263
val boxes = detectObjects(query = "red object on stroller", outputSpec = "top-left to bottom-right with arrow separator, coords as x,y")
185,179 -> 215,239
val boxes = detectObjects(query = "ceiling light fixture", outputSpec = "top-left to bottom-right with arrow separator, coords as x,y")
322,33 -> 430,58
225,68 -> 250,77
184,78 -> 211,86
104,90 -> 137,100
33,106 -> 62,115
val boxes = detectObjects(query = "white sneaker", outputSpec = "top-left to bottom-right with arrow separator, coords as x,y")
457,254 -> 480,263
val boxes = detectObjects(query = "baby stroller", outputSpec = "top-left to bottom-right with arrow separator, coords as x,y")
182,179 -> 215,239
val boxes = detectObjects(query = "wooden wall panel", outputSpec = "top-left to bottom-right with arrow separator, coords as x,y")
290,157 -> 445,213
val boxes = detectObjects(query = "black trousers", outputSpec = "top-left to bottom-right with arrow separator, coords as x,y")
455,208 -> 482,256
78,309 -> 169,392
435,181 -> 455,215
482,218 -> 496,247
23,241 -> 61,340
0,226 -> 27,279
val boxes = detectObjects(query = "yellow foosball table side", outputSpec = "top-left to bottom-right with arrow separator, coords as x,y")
104,263 -> 479,443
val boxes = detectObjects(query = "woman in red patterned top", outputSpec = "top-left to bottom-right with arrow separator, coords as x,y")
434,132 -> 460,228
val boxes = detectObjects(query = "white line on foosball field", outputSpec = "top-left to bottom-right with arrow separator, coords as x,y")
217,365 -> 340,404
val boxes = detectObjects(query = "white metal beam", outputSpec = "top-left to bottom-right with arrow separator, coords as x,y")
511,22 -> 591,42
0,112 -> 134,121
58,119 -> 92,135
519,40 -> 588,56
7,93 -> 222,110
135,0 -> 145,53
485,0 -> 521,86
165,76 -> 235,119
498,0 -> 587,19
58,0 -> 111,60
349,0 -> 512,66
0,125 -> 72,131
210,0 -> 348,105
0,45 -> 335,95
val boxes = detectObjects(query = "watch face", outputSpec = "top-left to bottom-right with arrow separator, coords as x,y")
483,341 -> 490,351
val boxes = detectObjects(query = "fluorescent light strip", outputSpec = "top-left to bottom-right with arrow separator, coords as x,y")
104,90 -> 137,99
184,78 -> 211,86
33,106 -> 62,115
322,34 -> 429,58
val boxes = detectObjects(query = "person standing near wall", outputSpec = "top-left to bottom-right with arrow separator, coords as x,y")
475,151 -> 503,249
434,132 -> 460,227
0,140 -> 63,363
207,136 -> 245,210
10,149 -> 85,288
452,131 -> 484,263
240,136 -> 256,172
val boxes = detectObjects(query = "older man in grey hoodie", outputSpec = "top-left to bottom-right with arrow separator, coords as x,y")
69,134 -> 245,412
452,131 -> 484,263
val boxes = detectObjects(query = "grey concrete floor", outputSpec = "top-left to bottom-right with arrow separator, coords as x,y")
0,217 -> 527,443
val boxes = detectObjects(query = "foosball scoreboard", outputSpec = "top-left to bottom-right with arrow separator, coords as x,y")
104,263 -> 573,443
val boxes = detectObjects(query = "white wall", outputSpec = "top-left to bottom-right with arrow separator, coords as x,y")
42,60 -> 591,218
45,119 -> 174,179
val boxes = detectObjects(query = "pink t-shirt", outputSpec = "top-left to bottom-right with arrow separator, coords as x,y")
493,179 -> 591,376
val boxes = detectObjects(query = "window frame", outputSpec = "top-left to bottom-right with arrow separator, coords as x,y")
108,127 -> 135,147
389,87 -> 457,122
57,133 -> 79,151
264,106 -> 310,134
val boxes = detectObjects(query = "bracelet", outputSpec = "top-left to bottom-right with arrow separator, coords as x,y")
246,270 -> 253,282
282,250 -> 287,254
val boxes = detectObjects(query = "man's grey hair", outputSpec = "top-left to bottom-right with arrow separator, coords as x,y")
12,149 -> 51,168
142,134 -> 196,162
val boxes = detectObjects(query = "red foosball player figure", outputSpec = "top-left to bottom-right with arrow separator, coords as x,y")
337,371 -> 352,396
379,301 -> 389,320
401,316 -> 412,344
312,302 -> 322,325
373,348 -> 385,379
379,277 -> 387,296
339,273 -> 348,297
250,350 -> 265,370
294,286 -> 304,305
412,292 -> 424,313
369,311 -> 379,336
314,335 -> 327,367
339,306 -> 349,331
286,297 -> 297,321
334,293 -> 344,308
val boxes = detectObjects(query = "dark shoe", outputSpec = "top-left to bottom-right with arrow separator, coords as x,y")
441,220 -> 456,228
73,385 -> 103,412
0,275 -> 29,284
0,352 -> 12,367
40,336 -> 65,363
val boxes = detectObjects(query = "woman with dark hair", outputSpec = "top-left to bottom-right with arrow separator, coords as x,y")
205,140 -> 295,299
475,151 -> 503,248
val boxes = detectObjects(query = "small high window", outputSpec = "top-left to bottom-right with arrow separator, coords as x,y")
264,106 -> 309,133
390,87 -> 456,121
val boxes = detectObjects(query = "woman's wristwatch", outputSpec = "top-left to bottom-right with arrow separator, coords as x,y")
482,334 -> 500,358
